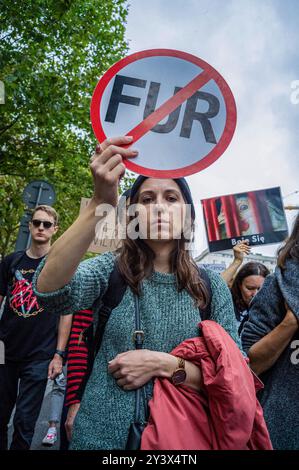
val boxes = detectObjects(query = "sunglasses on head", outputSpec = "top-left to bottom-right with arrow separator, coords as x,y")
31,219 -> 54,229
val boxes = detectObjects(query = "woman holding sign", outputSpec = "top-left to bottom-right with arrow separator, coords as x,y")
32,137 -> 268,450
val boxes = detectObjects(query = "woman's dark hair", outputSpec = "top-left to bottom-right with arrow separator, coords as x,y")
117,181 -> 210,309
277,213 -> 299,269
231,261 -> 270,317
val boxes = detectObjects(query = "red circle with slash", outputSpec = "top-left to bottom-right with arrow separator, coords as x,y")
91,49 -> 237,178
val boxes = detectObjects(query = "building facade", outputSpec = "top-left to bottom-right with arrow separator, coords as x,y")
196,249 -> 277,273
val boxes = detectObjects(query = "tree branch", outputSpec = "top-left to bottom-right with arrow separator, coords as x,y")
0,31 -> 14,41
0,115 -> 20,136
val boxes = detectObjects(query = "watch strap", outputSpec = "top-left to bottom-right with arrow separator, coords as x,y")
177,357 -> 185,370
55,349 -> 66,359
171,356 -> 186,385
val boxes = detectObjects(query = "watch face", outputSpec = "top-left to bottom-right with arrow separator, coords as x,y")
172,368 -> 187,385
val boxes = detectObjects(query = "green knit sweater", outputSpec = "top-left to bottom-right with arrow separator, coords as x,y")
33,251 -> 242,450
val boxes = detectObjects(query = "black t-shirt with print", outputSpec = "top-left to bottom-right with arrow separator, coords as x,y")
0,251 -> 58,362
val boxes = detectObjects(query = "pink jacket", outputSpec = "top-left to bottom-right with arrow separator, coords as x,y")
141,320 -> 272,450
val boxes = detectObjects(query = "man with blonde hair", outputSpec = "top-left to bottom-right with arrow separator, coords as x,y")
0,205 -> 70,450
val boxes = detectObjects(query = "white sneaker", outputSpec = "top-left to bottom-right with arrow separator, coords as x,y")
42,427 -> 57,446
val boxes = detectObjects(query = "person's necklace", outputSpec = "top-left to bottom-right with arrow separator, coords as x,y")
26,248 -> 43,259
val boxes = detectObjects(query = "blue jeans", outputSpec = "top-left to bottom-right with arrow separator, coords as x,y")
48,366 -> 67,423
0,360 -> 49,450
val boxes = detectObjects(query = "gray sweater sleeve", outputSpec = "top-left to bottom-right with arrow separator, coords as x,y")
32,251 -> 116,315
206,269 -> 243,353
241,273 -> 285,354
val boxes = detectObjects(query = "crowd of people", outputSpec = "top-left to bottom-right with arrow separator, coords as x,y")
0,136 -> 298,450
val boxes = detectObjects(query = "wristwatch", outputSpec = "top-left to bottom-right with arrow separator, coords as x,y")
171,357 -> 186,386
55,349 -> 66,359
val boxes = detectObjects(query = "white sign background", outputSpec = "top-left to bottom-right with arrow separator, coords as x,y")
91,50 -> 237,177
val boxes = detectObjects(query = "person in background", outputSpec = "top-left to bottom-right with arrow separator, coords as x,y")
221,240 -> 251,287
230,262 -> 270,335
42,372 -> 66,446
0,205 -> 70,450
241,214 -> 299,450
42,313 -> 72,446
64,309 -> 93,444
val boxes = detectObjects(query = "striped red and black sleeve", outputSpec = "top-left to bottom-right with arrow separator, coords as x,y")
65,308 -> 93,407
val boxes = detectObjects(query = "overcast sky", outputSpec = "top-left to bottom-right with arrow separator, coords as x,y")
124,0 -> 299,258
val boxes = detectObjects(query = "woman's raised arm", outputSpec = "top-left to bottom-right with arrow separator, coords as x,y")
37,136 -> 138,293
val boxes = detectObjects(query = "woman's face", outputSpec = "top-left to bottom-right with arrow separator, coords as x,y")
240,275 -> 265,307
135,178 -> 188,241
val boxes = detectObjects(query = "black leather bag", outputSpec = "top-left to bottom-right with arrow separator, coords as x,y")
126,421 -> 146,451
125,295 -> 149,450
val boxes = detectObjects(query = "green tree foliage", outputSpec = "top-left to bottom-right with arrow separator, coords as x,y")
0,0 -> 134,258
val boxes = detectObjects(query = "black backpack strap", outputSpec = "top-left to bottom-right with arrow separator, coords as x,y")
92,262 -> 127,356
196,266 -> 212,321
6,251 -> 26,287
76,261 -> 127,401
